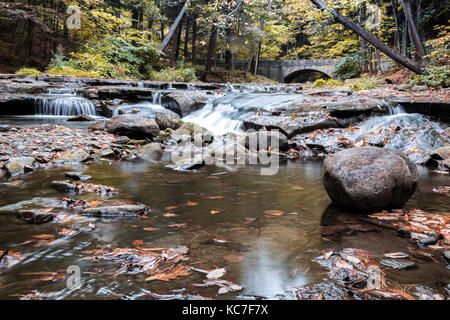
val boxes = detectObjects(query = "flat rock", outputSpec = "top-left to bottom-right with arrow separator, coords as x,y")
380,258 -> 416,270
81,204 -> 150,217
67,114 -> 96,122
59,148 -> 90,162
64,172 -> 91,181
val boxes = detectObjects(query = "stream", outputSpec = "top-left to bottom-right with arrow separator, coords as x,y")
0,85 -> 449,300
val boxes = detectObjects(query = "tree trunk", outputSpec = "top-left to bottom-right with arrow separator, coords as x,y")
159,0 -> 191,52
205,26 -> 218,73
391,0 -> 401,52
310,0 -> 424,74
175,24 -> 182,62
253,41 -> 262,77
225,27 -> 232,71
191,16 -> 197,64
169,26 -> 181,67
183,17 -> 190,59
401,0 -> 426,59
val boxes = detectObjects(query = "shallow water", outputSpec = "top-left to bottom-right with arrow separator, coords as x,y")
0,159 -> 448,299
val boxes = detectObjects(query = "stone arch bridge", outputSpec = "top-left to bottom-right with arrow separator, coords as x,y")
215,58 -> 342,83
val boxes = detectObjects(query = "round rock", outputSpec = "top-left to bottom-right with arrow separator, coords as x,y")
323,147 -> 419,212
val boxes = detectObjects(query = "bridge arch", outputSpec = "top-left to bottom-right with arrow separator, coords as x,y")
283,69 -> 332,83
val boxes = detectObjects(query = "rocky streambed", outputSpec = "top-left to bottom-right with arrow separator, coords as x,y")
0,74 -> 449,300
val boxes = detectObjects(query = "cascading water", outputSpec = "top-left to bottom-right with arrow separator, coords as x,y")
112,101 -> 178,119
182,93 -> 304,135
35,97 -> 96,116
34,88 -> 96,116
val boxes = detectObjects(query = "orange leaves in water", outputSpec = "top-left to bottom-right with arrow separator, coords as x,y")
210,210 -> 222,215
264,210 -> 285,217
164,206 -> 178,211
186,201 -> 198,207
32,234 -> 55,240
209,196 -> 224,200
223,254 -> 243,263
132,240 -> 144,246
87,200 -> 102,207
143,227 -> 160,232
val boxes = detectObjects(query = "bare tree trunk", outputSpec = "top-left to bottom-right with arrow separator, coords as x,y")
225,27 -> 232,71
310,0 -> 424,74
401,0 -> 426,58
205,26 -> 217,73
391,0 -> 401,51
159,0 -> 191,52
191,16 -> 197,64
169,25 -> 181,67
183,17 -> 190,60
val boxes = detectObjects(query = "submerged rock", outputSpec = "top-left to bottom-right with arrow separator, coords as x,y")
67,114 -> 95,121
380,259 -> 416,270
16,210 -> 55,224
81,204 -> 150,217
323,147 -> 419,211
64,172 -> 91,181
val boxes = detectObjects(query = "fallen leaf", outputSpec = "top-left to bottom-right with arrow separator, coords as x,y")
32,234 -> 55,240
164,206 -> 178,211
207,268 -> 226,280
223,254 -> 243,263
186,201 -> 198,207
264,210 -> 284,216
209,196 -> 224,200
132,240 -> 144,246
210,210 -> 222,215
143,227 -> 160,232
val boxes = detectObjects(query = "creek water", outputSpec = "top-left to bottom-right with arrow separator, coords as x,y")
0,88 -> 449,299
0,159 -> 448,299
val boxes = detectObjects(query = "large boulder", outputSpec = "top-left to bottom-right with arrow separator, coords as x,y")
106,114 -> 159,138
162,91 -> 211,116
322,147 -> 419,211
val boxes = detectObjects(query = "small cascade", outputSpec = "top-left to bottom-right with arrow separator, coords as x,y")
34,96 -> 96,116
34,88 -> 96,116
387,102 -> 406,115
112,101 -> 177,119
183,93 -> 303,135
152,91 -> 164,105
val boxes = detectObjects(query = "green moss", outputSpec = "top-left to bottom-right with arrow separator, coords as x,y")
15,67 -> 41,76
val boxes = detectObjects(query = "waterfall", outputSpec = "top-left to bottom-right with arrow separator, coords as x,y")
34,96 -> 96,116
387,102 -> 406,115
152,92 -> 163,105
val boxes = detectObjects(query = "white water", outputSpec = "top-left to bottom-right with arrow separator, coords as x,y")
34,96 -> 96,116
112,101 -> 177,119
183,93 -> 304,135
